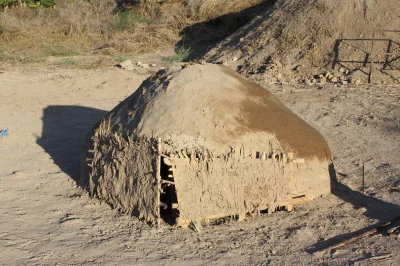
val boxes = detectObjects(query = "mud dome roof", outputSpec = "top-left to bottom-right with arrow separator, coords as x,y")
82,63 -> 333,224
107,63 -> 331,161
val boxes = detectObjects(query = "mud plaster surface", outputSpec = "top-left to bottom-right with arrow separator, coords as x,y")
222,67 -> 331,160
175,158 -> 290,220
87,130 -> 159,223
174,156 -> 330,221
105,63 -> 331,161
80,63 -> 333,221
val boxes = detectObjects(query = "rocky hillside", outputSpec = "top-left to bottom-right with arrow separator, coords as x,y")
205,0 -> 400,84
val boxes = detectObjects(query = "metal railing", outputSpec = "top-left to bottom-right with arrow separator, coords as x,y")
369,30 -> 400,83
333,30 -> 399,83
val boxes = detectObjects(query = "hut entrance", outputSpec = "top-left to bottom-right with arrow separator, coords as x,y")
159,156 -> 179,225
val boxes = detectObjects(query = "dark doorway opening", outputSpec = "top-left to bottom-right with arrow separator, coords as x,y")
159,156 -> 179,225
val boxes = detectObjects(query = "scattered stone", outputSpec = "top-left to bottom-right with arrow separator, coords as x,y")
150,64 -> 157,67
319,77 -> 327,85
232,56 -> 239,62
340,80 -> 348,85
141,64 -> 150,69
136,61 -> 142,66
329,77 -> 338,83
333,70 -> 342,78
118,60 -> 133,69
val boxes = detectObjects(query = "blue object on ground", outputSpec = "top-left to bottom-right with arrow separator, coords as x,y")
0,129 -> 9,138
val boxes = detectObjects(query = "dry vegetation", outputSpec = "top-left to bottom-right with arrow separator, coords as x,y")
0,0 -> 265,64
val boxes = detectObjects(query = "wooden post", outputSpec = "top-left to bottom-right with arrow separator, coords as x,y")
369,30 -> 376,84
156,137 -> 162,226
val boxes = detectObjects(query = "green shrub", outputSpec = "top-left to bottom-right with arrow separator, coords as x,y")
162,47 -> 192,63
61,57 -> 77,65
0,0 -> 56,9
45,46 -> 78,57
116,54 -> 130,63
113,11 -> 153,31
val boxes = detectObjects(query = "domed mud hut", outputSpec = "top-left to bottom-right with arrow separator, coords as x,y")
81,64 -> 333,227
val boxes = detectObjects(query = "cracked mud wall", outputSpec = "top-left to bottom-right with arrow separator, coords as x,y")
173,156 -> 330,221
174,157 -> 292,220
82,122 -> 159,223
290,160 -> 331,199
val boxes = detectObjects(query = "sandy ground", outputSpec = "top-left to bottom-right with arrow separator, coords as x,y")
0,65 -> 399,265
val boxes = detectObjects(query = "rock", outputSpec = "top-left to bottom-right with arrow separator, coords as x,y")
119,60 -> 133,69
141,64 -> 150,69
333,70 -> 342,77
136,61 -> 142,66
340,80 -> 348,85
319,77 -> 327,85
339,67 -> 346,73
349,78 -> 361,85
311,78 -> 316,84
124,66 -> 136,71
150,64 -> 157,67
232,56 -> 239,62
330,77 -> 338,83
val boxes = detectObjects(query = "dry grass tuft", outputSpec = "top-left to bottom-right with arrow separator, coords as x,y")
0,0 -> 266,63
0,0 -> 114,53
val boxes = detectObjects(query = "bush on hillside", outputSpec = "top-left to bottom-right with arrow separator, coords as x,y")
0,0 -> 55,9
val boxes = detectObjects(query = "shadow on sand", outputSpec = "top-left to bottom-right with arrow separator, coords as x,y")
37,107 -> 399,250
306,164 -> 400,253
37,105 -> 107,185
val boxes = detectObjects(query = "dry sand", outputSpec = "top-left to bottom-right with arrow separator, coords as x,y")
0,65 -> 399,265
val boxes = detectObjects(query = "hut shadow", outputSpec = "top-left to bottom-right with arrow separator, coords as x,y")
37,105 -> 107,188
306,164 -> 400,254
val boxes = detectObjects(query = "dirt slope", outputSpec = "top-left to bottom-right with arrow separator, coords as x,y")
205,0 -> 400,83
